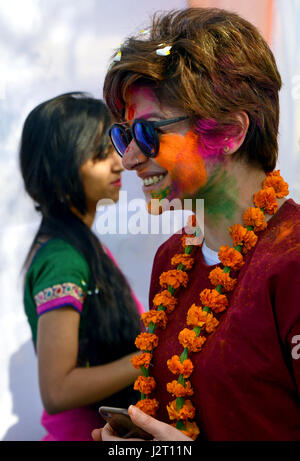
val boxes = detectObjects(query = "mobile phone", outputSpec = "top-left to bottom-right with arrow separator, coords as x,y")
99,406 -> 153,440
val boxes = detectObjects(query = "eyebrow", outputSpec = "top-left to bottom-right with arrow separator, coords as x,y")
125,112 -> 167,122
142,112 -> 167,120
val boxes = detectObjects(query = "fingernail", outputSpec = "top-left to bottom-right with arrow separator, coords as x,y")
129,405 -> 137,415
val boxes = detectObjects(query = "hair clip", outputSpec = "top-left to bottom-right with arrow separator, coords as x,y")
155,43 -> 172,56
113,43 -> 123,62
113,50 -> 122,62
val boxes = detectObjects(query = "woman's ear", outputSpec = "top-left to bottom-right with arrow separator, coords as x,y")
223,111 -> 249,156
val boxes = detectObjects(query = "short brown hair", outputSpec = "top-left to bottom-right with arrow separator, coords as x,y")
104,8 -> 282,172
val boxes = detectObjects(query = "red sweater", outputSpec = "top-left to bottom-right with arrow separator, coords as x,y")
148,199 -> 300,441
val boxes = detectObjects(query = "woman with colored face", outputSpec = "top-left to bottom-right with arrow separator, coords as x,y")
20,92 -> 145,441
93,8 -> 300,441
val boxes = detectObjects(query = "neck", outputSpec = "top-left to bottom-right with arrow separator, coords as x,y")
70,205 -> 95,229
195,160 -> 286,252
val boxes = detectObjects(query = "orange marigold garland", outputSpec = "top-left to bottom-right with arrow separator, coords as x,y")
135,332 -> 158,351
153,290 -> 177,313
186,304 -> 220,333
134,376 -> 156,394
242,207 -> 267,232
141,310 -> 168,329
218,246 -> 245,271
254,187 -> 278,215
171,253 -> 194,270
131,170 -> 288,441
229,224 -> 258,255
178,328 -> 207,352
171,421 -> 200,439
199,288 -> 228,314
132,230 -> 198,425
135,398 -> 159,417
159,270 -> 189,290
208,267 -> 237,291
167,355 -> 194,378
262,170 -> 289,198
131,352 -> 152,369
167,399 -> 196,421
167,380 -> 194,397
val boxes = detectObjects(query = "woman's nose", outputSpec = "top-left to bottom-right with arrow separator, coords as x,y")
111,149 -> 125,171
122,140 -> 148,170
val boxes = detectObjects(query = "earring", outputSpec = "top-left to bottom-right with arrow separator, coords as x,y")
223,146 -> 230,153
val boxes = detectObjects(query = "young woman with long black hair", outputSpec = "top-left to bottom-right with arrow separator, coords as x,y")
20,92 -> 144,441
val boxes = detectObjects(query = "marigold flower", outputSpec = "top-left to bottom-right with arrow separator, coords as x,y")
178,421 -> 200,440
135,332 -> 159,351
229,224 -> 258,255
229,224 -> 247,246
171,253 -> 194,271
208,267 -> 237,292
135,398 -> 159,417
130,352 -> 152,369
242,229 -> 258,254
167,380 -> 194,398
187,304 -> 219,333
254,187 -> 278,215
159,270 -> 189,290
134,376 -> 156,394
263,170 -> 289,198
153,290 -> 177,314
243,207 -> 267,232
186,304 -> 209,328
218,246 -> 244,271
178,328 -> 206,352
141,310 -> 168,329
167,399 -> 195,421
205,315 -> 219,333
199,288 -> 228,314
167,355 -> 194,378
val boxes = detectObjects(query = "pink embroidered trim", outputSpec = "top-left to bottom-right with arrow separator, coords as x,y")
36,296 -> 83,315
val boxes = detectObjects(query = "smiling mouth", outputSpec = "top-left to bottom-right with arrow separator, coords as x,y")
142,173 -> 167,188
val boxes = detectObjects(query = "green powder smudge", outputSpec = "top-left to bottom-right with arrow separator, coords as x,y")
184,165 -> 238,224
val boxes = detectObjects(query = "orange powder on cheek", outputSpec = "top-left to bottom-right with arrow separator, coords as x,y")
156,131 -> 207,196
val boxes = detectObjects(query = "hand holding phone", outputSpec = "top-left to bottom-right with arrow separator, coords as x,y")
99,406 -> 153,440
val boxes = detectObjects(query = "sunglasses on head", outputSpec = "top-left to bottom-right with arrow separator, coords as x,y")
108,116 -> 189,158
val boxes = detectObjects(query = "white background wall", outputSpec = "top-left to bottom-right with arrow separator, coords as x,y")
0,0 -> 299,441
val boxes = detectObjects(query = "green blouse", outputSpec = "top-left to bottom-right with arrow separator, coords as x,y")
24,238 -> 91,347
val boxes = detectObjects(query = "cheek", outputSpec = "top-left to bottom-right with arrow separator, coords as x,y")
82,166 -> 108,197
155,131 -> 207,195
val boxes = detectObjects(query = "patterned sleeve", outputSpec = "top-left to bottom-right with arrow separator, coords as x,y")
31,240 -> 90,317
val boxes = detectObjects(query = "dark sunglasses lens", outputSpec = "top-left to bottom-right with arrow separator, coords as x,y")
134,121 -> 157,157
110,126 -> 130,156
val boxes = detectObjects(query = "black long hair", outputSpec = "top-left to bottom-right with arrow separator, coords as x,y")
20,92 -> 141,368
